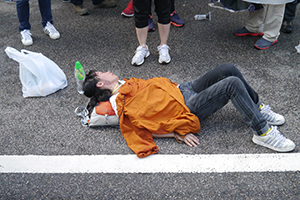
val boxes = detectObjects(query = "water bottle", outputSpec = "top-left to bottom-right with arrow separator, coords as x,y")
74,61 -> 86,95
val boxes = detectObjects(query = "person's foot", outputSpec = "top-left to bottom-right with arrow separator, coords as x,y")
131,45 -> 150,66
234,27 -> 263,37
254,38 -> 277,50
260,104 -> 285,126
73,4 -> 89,15
94,0 -> 117,9
44,22 -> 60,40
20,29 -> 33,46
157,44 -> 171,64
252,126 -> 295,152
281,21 -> 293,34
170,11 -> 184,27
148,15 -> 155,32
121,0 -> 134,17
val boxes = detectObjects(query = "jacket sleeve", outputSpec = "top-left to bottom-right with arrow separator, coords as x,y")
119,113 -> 159,158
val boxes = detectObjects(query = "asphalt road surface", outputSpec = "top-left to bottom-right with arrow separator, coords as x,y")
0,0 -> 299,199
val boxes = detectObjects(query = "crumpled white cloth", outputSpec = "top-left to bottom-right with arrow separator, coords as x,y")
295,42 -> 300,53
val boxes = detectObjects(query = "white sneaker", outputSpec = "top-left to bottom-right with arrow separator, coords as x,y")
157,44 -> 171,64
252,126 -> 295,152
260,104 -> 285,125
20,29 -> 33,46
44,22 -> 60,40
131,45 -> 150,66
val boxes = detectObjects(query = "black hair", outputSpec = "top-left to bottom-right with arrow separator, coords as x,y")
83,70 -> 112,116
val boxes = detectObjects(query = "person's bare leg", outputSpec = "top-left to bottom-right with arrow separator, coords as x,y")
132,26 -> 150,66
157,23 -> 170,45
136,26 -> 148,46
157,23 -> 171,64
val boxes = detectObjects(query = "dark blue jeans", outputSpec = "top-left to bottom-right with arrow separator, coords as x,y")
179,63 -> 269,135
17,0 -> 53,31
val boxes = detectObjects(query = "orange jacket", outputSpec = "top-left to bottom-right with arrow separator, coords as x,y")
116,77 -> 201,158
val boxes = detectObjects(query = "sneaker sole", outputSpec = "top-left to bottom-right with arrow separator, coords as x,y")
22,41 -> 33,46
252,137 -> 295,152
170,21 -> 184,27
233,32 -> 263,37
159,58 -> 171,64
266,120 -> 285,126
121,13 -> 134,17
254,39 -> 278,50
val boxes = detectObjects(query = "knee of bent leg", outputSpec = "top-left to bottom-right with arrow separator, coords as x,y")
219,63 -> 239,74
225,76 -> 244,93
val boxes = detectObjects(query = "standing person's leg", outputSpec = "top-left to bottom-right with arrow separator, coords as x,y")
39,0 -> 60,39
281,0 -> 299,33
170,0 -> 185,27
38,0 -> 52,27
17,0 -> 33,45
245,7 -> 265,33
254,4 -> 285,49
17,0 -> 30,31
155,0 -> 171,64
234,8 -> 264,36
132,0 -> 151,66
71,0 -> 88,15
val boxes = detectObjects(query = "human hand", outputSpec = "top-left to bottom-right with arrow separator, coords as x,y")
183,133 -> 199,147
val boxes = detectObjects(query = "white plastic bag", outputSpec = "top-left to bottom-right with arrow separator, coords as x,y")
5,47 -> 68,97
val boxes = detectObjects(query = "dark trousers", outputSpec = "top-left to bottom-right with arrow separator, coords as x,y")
17,0 -> 53,31
133,0 -> 171,28
71,0 -> 104,6
284,0 -> 299,22
179,63 -> 269,135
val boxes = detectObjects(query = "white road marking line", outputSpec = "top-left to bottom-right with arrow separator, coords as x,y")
0,153 -> 299,173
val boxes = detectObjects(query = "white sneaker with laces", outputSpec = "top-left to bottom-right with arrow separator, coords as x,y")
252,126 -> 295,152
20,29 -> 33,46
157,44 -> 171,64
260,104 -> 285,125
131,45 -> 150,66
44,22 -> 60,40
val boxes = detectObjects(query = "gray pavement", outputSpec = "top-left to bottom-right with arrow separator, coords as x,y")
0,0 -> 299,199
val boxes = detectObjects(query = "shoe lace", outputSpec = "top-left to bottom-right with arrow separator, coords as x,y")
269,126 -> 286,142
170,11 -> 177,17
134,46 -> 147,59
261,104 -> 276,116
21,30 -> 31,40
45,22 -> 58,33
158,45 -> 169,56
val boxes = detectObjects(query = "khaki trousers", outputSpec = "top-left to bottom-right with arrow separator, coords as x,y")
245,4 -> 285,42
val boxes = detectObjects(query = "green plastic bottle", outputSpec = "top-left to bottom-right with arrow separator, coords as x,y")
74,61 -> 86,94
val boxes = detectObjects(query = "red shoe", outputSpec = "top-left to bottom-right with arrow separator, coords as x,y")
121,0 -> 134,17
